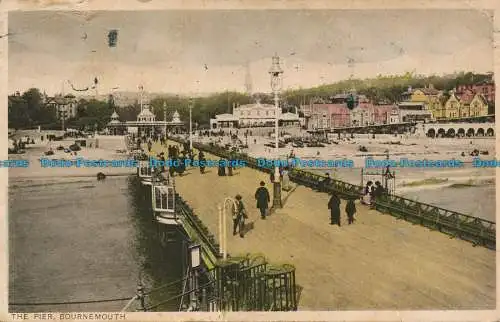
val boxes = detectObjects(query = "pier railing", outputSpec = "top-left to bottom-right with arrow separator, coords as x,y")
169,136 -> 496,250
175,194 -> 222,270
174,193 -> 299,311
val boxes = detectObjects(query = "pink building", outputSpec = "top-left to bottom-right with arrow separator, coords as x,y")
456,81 -> 495,103
307,103 -> 351,129
372,104 -> 397,124
351,102 -> 396,125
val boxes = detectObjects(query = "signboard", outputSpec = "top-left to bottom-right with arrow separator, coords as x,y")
189,244 -> 201,269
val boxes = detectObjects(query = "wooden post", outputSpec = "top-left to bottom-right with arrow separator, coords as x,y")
136,283 -> 146,311
201,288 -> 207,311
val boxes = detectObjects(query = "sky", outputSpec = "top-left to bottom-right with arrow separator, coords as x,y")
8,9 -> 494,96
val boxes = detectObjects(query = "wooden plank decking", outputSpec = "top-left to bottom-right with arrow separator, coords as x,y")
152,142 -> 495,310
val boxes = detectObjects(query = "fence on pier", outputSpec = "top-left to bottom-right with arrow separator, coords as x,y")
173,195 -> 298,311
132,172 -> 299,311
168,136 -> 496,250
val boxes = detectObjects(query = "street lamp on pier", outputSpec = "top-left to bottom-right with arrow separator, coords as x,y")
163,101 -> 167,138
189,98 -> 193,151
269,54 -> 284,209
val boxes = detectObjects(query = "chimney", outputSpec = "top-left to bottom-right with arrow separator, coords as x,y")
429,83 -> 434,89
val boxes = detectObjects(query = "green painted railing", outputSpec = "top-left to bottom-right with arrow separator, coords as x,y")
169,136 -> 496,250
175,194 -> 221,270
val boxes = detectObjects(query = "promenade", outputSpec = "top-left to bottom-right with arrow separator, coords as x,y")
151,141 -> 495,310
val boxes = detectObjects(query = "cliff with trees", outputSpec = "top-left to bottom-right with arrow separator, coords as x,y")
8,71 -> 494,130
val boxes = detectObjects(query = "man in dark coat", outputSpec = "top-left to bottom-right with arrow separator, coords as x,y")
218,159 -> 226,176
373,181 -> 385,199
159,152 -> 166,173
328,192 -> 341,226
198,152 -> 206,174
318,173 -> 331,192
345,198 -> 356,225
254,181 -> 270,219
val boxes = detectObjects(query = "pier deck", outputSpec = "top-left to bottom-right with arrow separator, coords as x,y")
152,142 -> 495,310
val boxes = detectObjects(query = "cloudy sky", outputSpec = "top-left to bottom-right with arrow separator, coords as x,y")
8,9 -> 494,96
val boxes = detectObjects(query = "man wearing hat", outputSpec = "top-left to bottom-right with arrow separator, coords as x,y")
254,181 -> 270,219
328,191 -> 341,226
233,194 -> 248,238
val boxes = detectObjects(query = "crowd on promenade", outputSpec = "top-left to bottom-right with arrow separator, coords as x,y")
132,133 -> 391,237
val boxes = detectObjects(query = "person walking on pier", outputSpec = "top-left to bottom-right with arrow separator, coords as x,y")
159,152 -> 166,173
328,192 -> 341,226
233,194 -> 247,238
198,151 -> 206,174
255,181 -> 270,219
362,181 -> 373,205
318,173 -> 331,193
371,181 -> 385,206
218,158 -> 226,176
345,198 -> 356,225
147,140 -> 152,153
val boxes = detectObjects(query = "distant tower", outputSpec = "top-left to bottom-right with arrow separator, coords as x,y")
346,57 -> 357,98
244,61 -> 253,95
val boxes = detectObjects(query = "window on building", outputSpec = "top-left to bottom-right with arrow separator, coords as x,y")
266,111 -> 269,116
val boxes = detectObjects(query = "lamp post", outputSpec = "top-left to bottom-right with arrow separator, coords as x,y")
269,54 -> 284,209
189,99 -> 193,151
163,101 -> 167,139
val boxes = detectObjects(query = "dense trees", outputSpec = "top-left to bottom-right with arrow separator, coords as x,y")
8,71 -> 494,130
8,88 -> 58,130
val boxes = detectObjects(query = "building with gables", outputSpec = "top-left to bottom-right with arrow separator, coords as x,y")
209,100 -> 301,129
307,103 -> 351,129
444,91 -> 489,119
456,79 -> 495,103
45,94 -> 78,119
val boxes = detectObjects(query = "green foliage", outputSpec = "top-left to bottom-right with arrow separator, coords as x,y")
8,88 -> 57,129
8,71 -> 494,129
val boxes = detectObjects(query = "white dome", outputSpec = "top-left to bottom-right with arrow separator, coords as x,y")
111,111 -> 119,119
137,107 -> 156,122
138,108 -> 154,118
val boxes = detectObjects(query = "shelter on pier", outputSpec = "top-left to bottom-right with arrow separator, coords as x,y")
106,104 -> 185,137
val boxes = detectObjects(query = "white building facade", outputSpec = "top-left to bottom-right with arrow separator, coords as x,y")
210,102 -> 301,129
397,102 -> 433,122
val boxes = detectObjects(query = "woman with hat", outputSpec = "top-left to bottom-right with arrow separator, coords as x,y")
233,194 -> 248,238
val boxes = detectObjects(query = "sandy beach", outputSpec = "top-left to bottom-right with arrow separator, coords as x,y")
8,135 -> 135,181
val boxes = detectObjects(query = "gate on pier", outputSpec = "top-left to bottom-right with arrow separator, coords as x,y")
361,167 -> 396,195
215,255 -> 297,311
